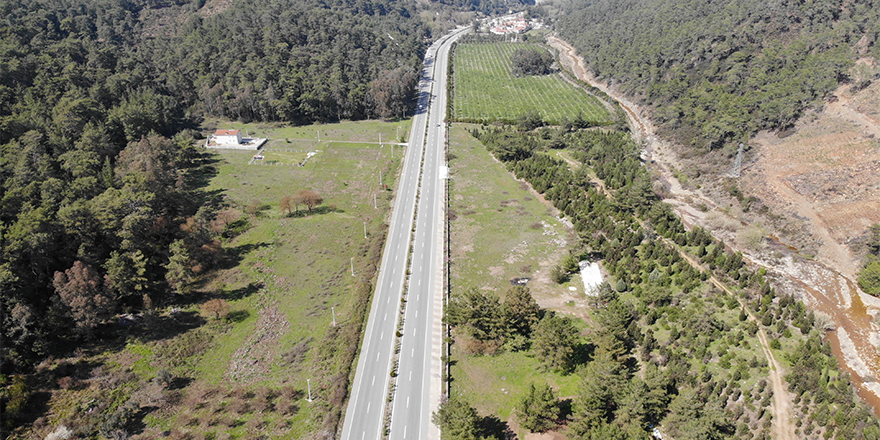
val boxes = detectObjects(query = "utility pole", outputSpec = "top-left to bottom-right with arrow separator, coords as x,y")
306,379 -> 313,402
332,307 -> 337,327
317,130 -> 320,141
374,193 -> 377,209
380,171 -> 383,187
351,257 -> 355,276
731,143 -> 744,178
363,221 -> 367,239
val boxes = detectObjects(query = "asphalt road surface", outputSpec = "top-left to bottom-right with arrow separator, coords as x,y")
340,27 -> 468,440
387,27 -> 468,440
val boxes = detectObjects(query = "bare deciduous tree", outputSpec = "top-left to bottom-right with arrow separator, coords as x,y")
53,261 -> 115,336
201,298 -> 230,320
211,208 -> 241,232
280,195 -> 293,215
296,189 -> 323,212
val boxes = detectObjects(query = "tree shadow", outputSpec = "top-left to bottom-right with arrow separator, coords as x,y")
285,205 -> 343,218
194,188 -> 226,210
169,376 -> 193,390
125,405 -> 158,436
225,310 -> 251,323
218,242 -> 272,270
184,155 -> 221,190
224,282 -> 263,301
558,398 -> 574,422
121,311 -> 207,345
16,359 -> 102,429
571,341 -> 595,368
478,414 -> 515,440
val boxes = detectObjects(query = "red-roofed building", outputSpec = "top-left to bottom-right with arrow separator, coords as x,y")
214,129 -> 242,145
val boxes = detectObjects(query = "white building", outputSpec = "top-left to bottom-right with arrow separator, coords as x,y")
214,129 -> 242,145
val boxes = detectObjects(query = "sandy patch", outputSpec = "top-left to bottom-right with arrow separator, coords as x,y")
578,261 -> 603,296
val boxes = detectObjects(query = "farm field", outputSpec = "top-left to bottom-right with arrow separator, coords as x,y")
452,42 -> 611,125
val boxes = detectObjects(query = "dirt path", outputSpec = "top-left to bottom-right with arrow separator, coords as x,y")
663,240 -> 797,439
550,34 -> 798,438
676,250 -> 796,438
548,36 -> 717,215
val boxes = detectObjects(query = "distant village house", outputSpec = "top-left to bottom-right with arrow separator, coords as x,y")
214,129 -> 242,145
488,13 -> 539,35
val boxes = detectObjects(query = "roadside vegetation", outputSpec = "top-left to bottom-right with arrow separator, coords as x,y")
441,120 -> 880,439
450,42 -> 611,126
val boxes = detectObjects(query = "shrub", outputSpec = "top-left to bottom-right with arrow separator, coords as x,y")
858,259 -> 880,296
201,299 -> 230,320
511,48 -> 553,76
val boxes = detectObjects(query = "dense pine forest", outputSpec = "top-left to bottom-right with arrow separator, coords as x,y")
556,0 -> 880,154
0,0 -> 432,373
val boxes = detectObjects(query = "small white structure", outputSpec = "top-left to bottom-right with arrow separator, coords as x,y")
579,260 -> 604,296
205,129 -> 267,150
214,129 -> 242,145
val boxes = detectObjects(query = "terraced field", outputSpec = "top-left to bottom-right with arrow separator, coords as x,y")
452,42 -> 610,125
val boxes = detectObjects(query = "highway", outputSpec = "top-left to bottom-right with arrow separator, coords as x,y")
340,27 -> 467,440
387,27 -> 467,440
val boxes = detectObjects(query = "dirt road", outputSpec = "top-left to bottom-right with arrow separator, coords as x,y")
677,249 -> 796,440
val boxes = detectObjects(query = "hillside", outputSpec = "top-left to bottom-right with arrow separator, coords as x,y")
0,0 -> 428,373
556,0 -> 879,157
553,0 -> 880,423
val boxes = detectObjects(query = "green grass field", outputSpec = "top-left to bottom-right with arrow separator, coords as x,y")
115,121 -> 404,439
448,125 -> 576,300
202,117 -> 412,146
452,43 -> 611,125
447,124 -> 587,436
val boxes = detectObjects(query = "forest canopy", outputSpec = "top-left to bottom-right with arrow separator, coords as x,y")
556,0 -> 880,152
0,0 -> 429,372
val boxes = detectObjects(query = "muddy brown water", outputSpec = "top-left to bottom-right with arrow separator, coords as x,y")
795,264 -> 880,413
624,92 -> 880,416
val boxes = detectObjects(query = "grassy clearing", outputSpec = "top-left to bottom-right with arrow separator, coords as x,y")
202,117 -> 412,146
447,124 -> 583,428
178,131 -> 402,436
452,43 -> 610,125
27,120 -> 404,440
453,351 -> 580,420
448,124 -> 576,302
